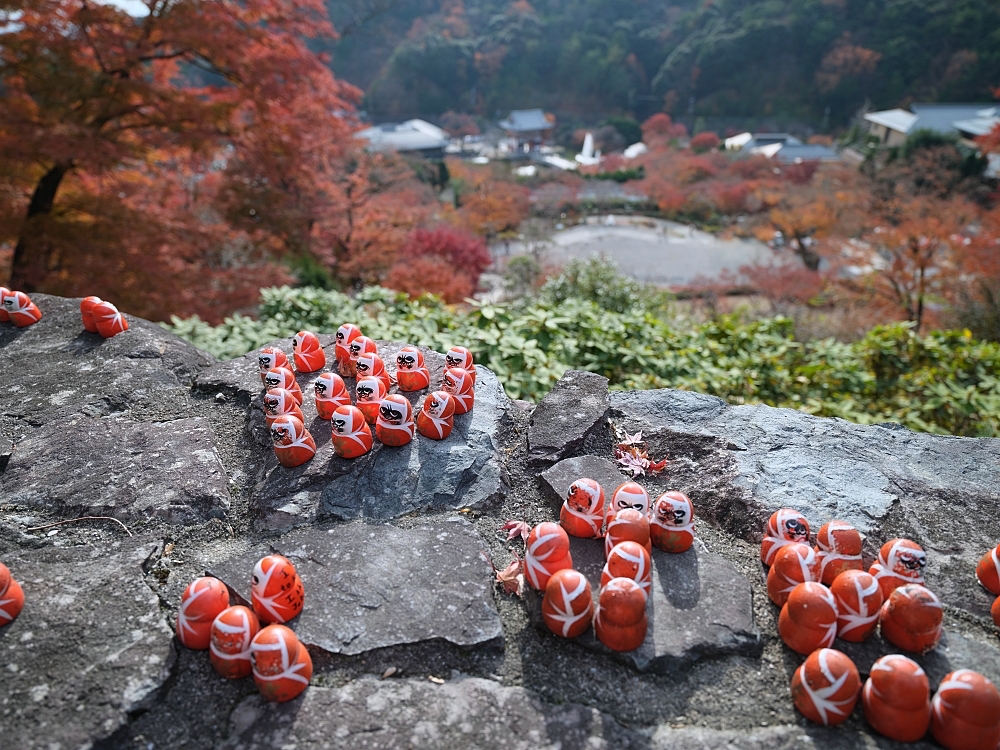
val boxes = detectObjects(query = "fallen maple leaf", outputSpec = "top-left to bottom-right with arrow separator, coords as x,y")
495,555 -> 525,597
501,520 -> 531,543
618,430 -> 644,446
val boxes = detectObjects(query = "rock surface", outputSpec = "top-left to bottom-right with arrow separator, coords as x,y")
209,520 -> 503,656
540,454 -> 629,506
0,542 -> 175,749
528,370 -> 609,465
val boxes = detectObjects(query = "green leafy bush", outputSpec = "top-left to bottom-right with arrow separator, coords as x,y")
169,272 -> 1000,437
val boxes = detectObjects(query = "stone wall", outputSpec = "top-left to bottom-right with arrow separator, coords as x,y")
1,295 -> 998,749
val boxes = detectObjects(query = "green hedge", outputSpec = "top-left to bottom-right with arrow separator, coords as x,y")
169,284 -> 1000,438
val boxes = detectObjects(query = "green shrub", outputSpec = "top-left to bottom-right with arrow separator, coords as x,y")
169,275 -> 1000,437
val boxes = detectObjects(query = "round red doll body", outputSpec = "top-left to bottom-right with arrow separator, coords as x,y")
348,336 -> 378,378
395,346 -> 431,392
445,346 -> 476,383
335,324 -> 362,376
355,376 -> 387,424
313,372 -> 350,420
416,391 -> 456,440
931,669 -> 1000,750
541,569 -> 593,639
262,388 -> 304,427
210,605 -> 261,680
760,509 -> 811,566
250,624 -> 313,703
442,367 -> 475,414
356,352 -> 391,392
292,330 -> 326,373
524,522 -> 573,591
992,596 -> 1000,628
879,583 -> 942,654
270,415 -> 316,468
0,287 -> 9,323
0,561 -> 25,626
976,543 -> 1000,596
5,290 -> 43,327
176,577 -> 230,650
604,509 -> 652,558
601,541 -> 652,595
264,366 -> 303,405
869,538 -> 927,599
331,405 -> 373,459
80,295 -> 102,333
258,348 -> 290,383
560,478 -> 605,539
830,569 -> 883,642
778,581 -> 838,655
815,520 -> 863,585
767,542 -> 820,607
790,648 -> 861,726
650,491 -> 695,553
251,555 -> 305,624
375,394 -> 415,447
594,577 -> 648,652
93,300 -> 128,337
606,482 -> 650,525
862,654 -> 931,742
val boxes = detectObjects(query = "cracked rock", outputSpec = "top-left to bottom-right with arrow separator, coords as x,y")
528,370 -> 609,465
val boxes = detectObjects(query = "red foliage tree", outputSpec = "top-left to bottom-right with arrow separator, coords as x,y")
690,132 -> 721,153
401,226 -> 491,277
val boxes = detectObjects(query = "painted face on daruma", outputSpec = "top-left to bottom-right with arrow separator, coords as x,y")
567,479 -> 603,514
422,392 -> 454,419
336,324 -> 360,346
356,378 -> 382,403
611,483 -> 650,516
378,397 -> 410,425
349,336 -> 376,361
891,544 -> 927,577
445,346 -> 473,370
396,347 -> 423,370
654,495 -> 691,527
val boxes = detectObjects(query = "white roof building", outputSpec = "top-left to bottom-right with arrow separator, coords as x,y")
863,103 -> 997,147
355,119 -> 450,154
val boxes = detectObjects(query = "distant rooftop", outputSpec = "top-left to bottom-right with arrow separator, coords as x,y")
864,103 -> 997,136
863,109 -> 919,133
355,119 -> 450,153
774,144 -> 840,163
498,109 -> 554,132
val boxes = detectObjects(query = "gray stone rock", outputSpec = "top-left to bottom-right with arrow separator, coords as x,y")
221,674 -> 644,750
0,542 -> 175,749
540,454 -> 628,506
0,415 -> 231,524
531,534 -> 759,672
528,370 -> 609,465
649,726 -> 811,750
209,520 -> 503,656
610,389 -> 1000,620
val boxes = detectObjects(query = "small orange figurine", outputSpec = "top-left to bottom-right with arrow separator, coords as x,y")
355,376 -> 388,424
264,366 -> 303,405
790,648 -> 861,726
976,543 -> 1000,596
80,295 -> 102,333
830,569 -> 883,642
879,584 -> 942,654
445,346 -> 477,383
650,491 -> 695,553
262,388 -> 304,427
869,538 -> 927,599
210,605 -> 261,680
815,520 -> 863,585
524,522 -> 573,591
292,331 -> 326,373
0,561 -> 25,627
415,391 -> 456,440
251,555 -> 305,624
604,508 -> 652,558
313,372 -> 350,420
930,670 -> 1000,750
395,346 -> 431,392
5,290 -> 43,327
335,323 -> 363,376
176,577 -> 230,650
331,405 -> 373,459
348,335 -> 378,378
606,482 -> 650,525
258,347 -> 290,384
601,541 -> 652,595
778,581 -> 838,655
760,509 -> 811,566
442,367 -> 475,414
594,577 -> 648,652
0,287 -> 9,323
250,624 -> 313,703
270,415 -> 316,468
541,569 -> 593,639
992,596 -> 1000,628
767,542 -> 820,607
356,352 -> 392,392
862,654 -> 931,742
375,394 -> 415,447
559,478 -> 605,539
93,299 -> 128,337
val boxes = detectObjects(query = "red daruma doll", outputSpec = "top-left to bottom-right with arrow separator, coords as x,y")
0,561 -> 25,626
335,324 -> 362,376
210,605 -> 260,680
313,372 -> 350,420
416,391 -> 456,440
176,577 -> 230,650
292,331 -> 325,373
375,394 -> 415,447
251,555 -> 304,624
524,523 -> 573,591
650,492 -> 695,553
250,624 -> 312,703
331,405 -> 373,459
559,478 -> 605,539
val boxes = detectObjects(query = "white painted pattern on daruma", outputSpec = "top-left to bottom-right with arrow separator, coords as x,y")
773,545 -> 819,598
603,543 -> 651,594
931,669 -> 980,722
799,649 -> 856,726
251,559 -> 288,624
250,630 -> 310,686
210,608 -> 255,664
525,529 -> 568,590
177,579 -> 215,637
546,574 -> 590,637
835,574 -> 881,638
871,539 -> 926,585
563,479 -> 604,536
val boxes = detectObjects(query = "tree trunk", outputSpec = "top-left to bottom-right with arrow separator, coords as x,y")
9,163 -> 71,290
